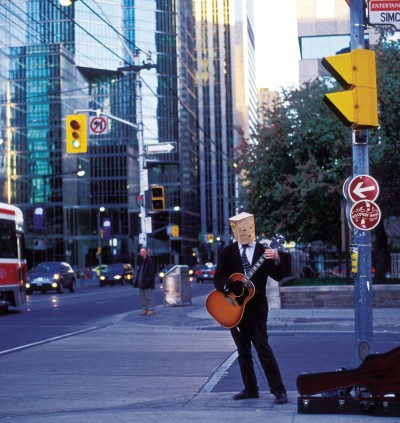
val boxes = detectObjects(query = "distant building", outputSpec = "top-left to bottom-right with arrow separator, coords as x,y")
194,0 -> 257,262
257,88 -> 279,125
296,0 -> 378,84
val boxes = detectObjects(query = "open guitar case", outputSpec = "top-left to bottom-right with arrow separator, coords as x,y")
296,346 -> 400,417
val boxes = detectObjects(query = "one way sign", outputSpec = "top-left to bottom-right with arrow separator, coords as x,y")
348,174 -> 380,203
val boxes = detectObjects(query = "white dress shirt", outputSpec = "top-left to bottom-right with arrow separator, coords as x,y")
238,241 -> 256,266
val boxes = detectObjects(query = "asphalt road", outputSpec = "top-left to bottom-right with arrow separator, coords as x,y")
1,280 -> 399,397
0,279 -> 213,353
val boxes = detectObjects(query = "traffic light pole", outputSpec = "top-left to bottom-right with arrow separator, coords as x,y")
350,0 -> 373,365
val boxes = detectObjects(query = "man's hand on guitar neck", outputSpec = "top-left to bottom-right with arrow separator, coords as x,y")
264,248 -> 279,261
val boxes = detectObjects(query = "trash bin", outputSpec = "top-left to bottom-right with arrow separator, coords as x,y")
163,265 -> 191,306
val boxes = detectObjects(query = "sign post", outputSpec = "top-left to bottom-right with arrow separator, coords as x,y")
351,0 -> 375,366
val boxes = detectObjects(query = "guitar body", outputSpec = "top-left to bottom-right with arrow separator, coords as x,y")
205,273 -> 255,328
297,346 -> 400,396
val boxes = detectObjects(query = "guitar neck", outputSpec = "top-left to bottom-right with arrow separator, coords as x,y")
242,252 -> 267,286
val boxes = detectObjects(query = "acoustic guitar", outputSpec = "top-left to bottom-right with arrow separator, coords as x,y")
205,234 -> 285,328
296,346 -> 400,397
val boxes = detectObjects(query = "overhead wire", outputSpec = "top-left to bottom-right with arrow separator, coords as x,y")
1,0 -> 234,165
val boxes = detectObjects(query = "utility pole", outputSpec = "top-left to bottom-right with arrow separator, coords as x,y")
119,51 -> 157,248
321,1 -> 379,366
350,0 -> 373,366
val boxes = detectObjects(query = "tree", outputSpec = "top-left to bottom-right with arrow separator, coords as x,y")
236,79 -> 352,246
236,31 -> 400,274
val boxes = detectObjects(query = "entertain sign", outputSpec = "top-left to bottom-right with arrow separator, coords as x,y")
369,0 -> 400,30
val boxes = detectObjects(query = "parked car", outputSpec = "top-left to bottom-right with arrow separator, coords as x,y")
196,264 -> 217,283
99,263 -> 134,287
26,261 -> 77,295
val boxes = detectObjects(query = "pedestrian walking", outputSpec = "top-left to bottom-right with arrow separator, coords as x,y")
213,212 -> 288,404
135,247 -> 156,316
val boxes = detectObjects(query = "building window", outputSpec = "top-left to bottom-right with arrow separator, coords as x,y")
300,34 -> 350,59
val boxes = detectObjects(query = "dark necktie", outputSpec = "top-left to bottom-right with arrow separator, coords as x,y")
241,244 -> 251,274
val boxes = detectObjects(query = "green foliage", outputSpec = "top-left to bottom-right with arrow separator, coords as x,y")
236,80 -> 352,245
370,33 -> 400,218
236,33 -> 400,248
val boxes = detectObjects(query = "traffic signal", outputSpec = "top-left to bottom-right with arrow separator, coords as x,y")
171,225 -> 179,237
66,114 -> 87,153
322,49 -> 378,129
151,186 -> 165,210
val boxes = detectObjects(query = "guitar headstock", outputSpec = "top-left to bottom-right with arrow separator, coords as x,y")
269,233 -> 286,249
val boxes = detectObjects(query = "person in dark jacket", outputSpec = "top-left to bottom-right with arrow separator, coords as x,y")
213,212 -> 287,404
136,247 -> 156,315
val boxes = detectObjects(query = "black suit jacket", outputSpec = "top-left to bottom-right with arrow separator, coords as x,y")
214,241 -> 282,319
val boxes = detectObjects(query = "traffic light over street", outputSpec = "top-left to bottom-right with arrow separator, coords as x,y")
66,114 -> 88,153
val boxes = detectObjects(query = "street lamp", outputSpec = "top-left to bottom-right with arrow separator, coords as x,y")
58,0 -> 76,6
97,207 -> 105,276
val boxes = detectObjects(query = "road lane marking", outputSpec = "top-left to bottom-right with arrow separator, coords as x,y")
0,326 -> 102,356
200,350 -> 238,393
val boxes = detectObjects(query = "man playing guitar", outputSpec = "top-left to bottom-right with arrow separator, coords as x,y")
212,212 -> 288,404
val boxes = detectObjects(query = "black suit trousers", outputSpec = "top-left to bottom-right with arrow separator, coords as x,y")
230,314 -> 286,395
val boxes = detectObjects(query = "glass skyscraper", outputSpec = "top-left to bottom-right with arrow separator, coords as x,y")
0,0 -> 198,268
194,0 -> 256,262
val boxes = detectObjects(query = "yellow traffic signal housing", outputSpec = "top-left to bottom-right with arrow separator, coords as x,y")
66,114 -> 88,153
171,225 -> 179,237
322,49 -> 378,129
151,186 -> 165,210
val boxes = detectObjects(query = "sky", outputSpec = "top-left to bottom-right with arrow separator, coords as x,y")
254,0 -> 300,92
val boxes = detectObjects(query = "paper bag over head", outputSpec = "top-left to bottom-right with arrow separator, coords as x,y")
229,212 -> 255,244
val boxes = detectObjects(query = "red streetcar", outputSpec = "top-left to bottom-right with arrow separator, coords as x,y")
0,203 -> 27,310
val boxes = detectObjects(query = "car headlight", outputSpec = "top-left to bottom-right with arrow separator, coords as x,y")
53,273 -> 61,280
159,272 -> 165,278
51,282 -> 58,288
26,283 -> 31,289
100,275 -> 105,280
114,275 -> 122,280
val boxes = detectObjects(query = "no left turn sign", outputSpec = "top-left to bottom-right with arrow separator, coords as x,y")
89,116 -> 108,135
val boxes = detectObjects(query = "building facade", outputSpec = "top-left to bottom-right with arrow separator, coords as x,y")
0,0 -> 198,269
194,0 -> 257,262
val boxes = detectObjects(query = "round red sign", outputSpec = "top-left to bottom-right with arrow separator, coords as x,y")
350,200 -> 381,231
348,174 -> 379,203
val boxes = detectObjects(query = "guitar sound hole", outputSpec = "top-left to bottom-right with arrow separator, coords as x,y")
235,287 -> 249,306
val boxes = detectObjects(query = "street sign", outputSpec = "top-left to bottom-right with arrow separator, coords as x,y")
146,142 -> 176,154
368,0 -> 400,30
350,200 -> 381,230
348,174 -> 379,203
89,116 -> 108,135
139,233 -> 147,245
145,216 -> 152,234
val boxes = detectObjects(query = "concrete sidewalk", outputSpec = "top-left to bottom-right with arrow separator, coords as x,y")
1,295 -> 399,422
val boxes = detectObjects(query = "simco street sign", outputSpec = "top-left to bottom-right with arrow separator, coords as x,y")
368,0 -> 400,30
350,200 -> 381,231
348,174 -> 379,203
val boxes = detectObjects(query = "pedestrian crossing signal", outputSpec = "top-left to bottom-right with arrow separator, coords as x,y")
322,49 -> 378,129
151,186 -> 165,210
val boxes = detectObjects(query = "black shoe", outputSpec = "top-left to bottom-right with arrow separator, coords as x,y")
274,392 -> 288,404
232,390 -> 259,400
